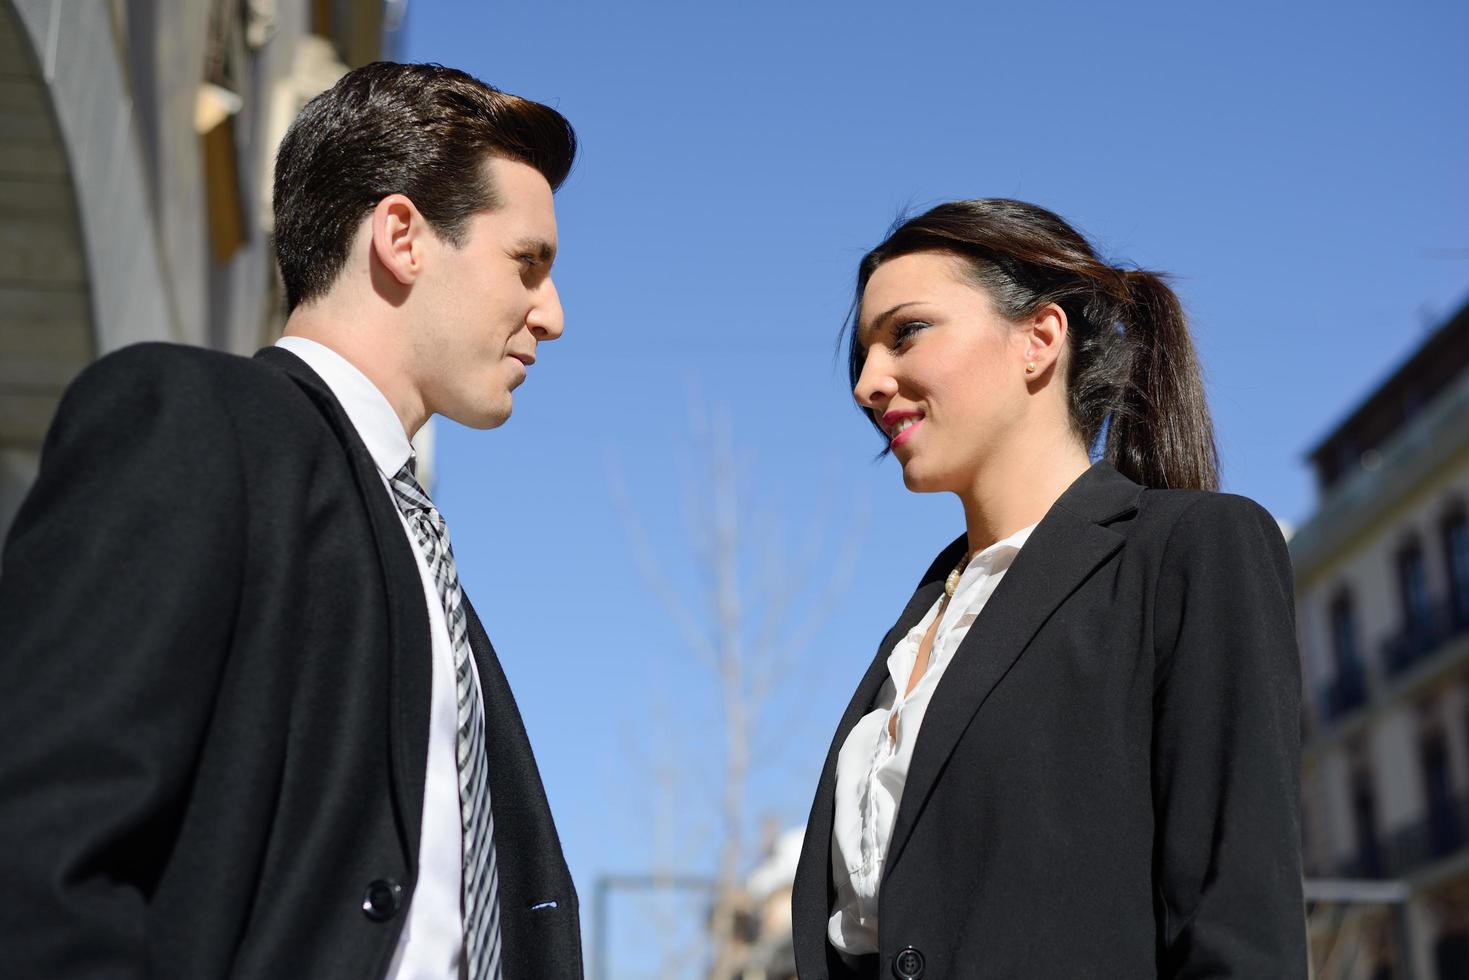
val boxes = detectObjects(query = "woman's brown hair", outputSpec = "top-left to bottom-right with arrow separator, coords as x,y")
849,199 -> 1219,491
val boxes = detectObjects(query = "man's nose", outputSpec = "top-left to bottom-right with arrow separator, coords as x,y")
528,277 -> 564,341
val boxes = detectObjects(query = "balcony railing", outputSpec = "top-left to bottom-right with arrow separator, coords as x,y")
1334,791 -> 1469,880
1313,595 -> 1469,734
1380,596 -> 1469,680
1322,664 -> 1368,722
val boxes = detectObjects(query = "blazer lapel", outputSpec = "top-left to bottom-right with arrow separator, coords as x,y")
882,463 -> 1141,878
254,346 -> 433,866
791,538 -> 963,959
835,557 -> 956,755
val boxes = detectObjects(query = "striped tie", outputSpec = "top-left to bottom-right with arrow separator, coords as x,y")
389,464 -> 502,979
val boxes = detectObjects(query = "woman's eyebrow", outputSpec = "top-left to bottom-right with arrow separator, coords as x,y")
858,300 -> 925,343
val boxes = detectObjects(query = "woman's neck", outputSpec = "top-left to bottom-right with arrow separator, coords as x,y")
958,444 -> 1092,555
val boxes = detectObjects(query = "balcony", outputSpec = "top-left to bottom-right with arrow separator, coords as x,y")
1309,595 -> 1469,746
1322,663 -> 1368,721
1335,793 -> 1469,880
1380,597 -> 1469,680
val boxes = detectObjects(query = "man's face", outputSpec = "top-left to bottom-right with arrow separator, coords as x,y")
414,156 -> 563,429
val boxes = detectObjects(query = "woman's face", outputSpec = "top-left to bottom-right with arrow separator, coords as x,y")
854,251 -> 1034,494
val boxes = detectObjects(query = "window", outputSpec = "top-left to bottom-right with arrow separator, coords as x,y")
1397,540 -> 1432,634
1331,591 -> 1361,674
1421,733 -> 1460,858
1443,510 -> 1469,627
201,0 -> 247,263
1351,771 -> 1382,877
1436,934 -> 1469,979
1326,591 -> 1367,717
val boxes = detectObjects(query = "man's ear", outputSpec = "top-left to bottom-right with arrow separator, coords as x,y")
370,194 -> 426,287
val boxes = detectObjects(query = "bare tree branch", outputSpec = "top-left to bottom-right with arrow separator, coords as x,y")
608,394 -> 861,979
607,451 -> 721,673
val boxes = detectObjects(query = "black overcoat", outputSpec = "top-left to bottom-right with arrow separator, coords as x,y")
791,462 -> 1306,979
0,343 -> 581,978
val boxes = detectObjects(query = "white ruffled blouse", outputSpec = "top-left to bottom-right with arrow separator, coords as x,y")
827,523 -> 1036,957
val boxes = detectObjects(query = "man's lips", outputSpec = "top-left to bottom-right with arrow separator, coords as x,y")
508,351 -> 535,367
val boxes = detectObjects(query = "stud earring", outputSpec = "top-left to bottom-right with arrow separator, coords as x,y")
1025,361 -> 1037,374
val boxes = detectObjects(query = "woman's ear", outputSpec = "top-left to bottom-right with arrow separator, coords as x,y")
1022,302 -> 1068,380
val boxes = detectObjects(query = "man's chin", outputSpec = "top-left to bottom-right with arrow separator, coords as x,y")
443,400 -> 512,431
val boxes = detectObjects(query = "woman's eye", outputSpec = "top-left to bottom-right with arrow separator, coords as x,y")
890,320 -> 930,347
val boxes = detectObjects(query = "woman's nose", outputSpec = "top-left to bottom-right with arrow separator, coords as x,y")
854,353 -> 898,409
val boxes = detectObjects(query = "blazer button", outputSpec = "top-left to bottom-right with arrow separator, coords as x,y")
892,946 -> 925,980
361,878 -> 404,922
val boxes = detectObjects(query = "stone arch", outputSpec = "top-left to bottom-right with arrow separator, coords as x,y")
0,0 -> 184,542
0,1 -> 94,537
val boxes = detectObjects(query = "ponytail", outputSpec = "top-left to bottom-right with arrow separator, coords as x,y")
1107,270 -> 1219,491
851,199 -> 1220,492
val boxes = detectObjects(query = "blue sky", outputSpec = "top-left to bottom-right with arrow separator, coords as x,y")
402,1 -> 1468,971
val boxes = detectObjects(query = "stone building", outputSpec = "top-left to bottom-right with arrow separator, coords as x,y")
0,0 -> 404,545
712,823 -> 800,980
1295,295 -> 1469,979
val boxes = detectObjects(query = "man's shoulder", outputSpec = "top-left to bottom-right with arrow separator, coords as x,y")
72,342 -> 324,420
50,342 -> 337,462
83,342 -> 285,390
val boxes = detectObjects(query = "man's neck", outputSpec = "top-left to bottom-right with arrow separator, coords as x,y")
282,305 -> 428,439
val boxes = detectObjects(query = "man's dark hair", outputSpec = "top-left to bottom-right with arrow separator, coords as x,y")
272,61 -> 577,312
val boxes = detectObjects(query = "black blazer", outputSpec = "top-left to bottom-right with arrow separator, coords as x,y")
0,344 -> 581,978
791,463 -> 1306,979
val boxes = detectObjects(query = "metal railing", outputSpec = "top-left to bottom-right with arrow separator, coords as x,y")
1323,664 -> 1368,721
1317,594 -> 1469,727
1380,596 -> 1469,679
1334,792 -> 1469,880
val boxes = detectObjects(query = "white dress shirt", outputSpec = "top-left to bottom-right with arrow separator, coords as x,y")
828,523 -> 1036,957
274,337 -> 465,980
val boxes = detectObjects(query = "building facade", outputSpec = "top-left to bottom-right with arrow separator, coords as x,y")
0,0 -> 404,546
1295,297 -> 1469,979
714,823 -> 799,980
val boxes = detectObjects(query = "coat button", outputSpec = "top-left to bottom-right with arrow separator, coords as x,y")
893,946 -> 925,980
361,878 -> 403,922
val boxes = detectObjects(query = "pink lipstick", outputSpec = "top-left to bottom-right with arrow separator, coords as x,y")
883,411 -> 924,448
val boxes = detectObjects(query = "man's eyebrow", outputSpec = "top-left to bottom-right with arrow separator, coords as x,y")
513,237 -> 557,263
857,301 -> 924,344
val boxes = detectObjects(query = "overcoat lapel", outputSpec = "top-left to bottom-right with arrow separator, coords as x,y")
460,598 -> 581,973
881,463 -> 1141,878
254,346 -> 433,867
